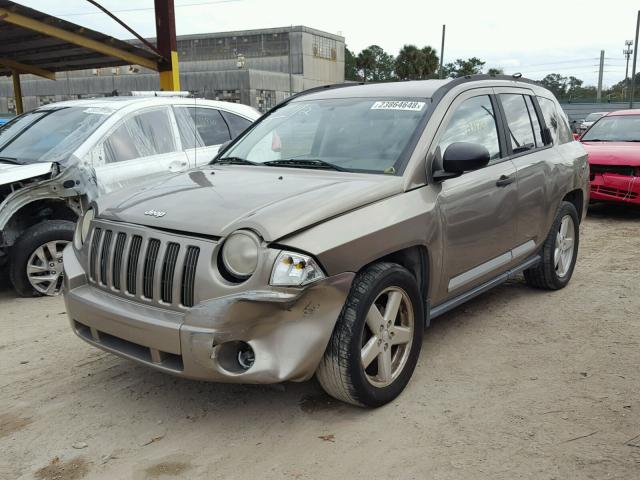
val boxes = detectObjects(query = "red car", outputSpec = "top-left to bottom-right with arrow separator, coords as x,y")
580,110 -> 640,205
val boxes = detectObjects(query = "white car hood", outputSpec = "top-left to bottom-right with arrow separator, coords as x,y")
0,162 -> 54,185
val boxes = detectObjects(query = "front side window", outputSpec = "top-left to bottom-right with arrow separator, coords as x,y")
175,106 -> 231,149
581,115 -> 640,142
438,95 -> 501,162
500,94 -> 536,154
219,98 -> 430,174
0,107 -> 109,164
104,107 -> 176,163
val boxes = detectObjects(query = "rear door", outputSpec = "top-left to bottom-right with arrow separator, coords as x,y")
90,106 -> 188,194
494,88 -> 560,252
434,89 -> 518,300
174,106 -> 232,166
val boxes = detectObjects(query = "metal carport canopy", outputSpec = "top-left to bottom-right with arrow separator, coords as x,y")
0,0 -> 164,112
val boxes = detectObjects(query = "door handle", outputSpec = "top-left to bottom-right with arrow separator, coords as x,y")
496,175 -> 514,187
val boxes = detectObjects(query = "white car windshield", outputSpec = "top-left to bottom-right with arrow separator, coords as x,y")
216,97 -> 430,174
0,107 -> 110,165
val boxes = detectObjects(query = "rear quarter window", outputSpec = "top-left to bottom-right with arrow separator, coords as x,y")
537,96 -> 573,144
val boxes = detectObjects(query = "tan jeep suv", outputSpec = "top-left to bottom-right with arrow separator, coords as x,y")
63,76 -> 589,407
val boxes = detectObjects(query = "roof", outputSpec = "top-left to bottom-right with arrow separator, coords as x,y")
30,96 -> 261,119
605,109 -> 640,116
293,75 -> 550,102
0,0 -> 161,78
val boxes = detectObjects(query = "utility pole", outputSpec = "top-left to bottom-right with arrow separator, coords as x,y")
596,50 -> 604,103
631,10 -> 640,108
155,0 -> 180,91
624,40 -> 634,80
439,24 -> 446,79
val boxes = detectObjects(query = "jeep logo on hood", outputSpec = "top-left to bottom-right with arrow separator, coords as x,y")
144,209 -> 166,218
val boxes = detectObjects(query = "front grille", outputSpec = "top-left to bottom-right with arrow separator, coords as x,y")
89,225 -> 202,308
590,164 -> 636,178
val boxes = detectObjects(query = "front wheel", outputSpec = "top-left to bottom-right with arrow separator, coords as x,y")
524,201 -> 579,290
9,220 -> 75,297
316,263 -> 424,407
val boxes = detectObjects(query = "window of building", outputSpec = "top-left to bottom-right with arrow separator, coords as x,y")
312,35 -> 337,61
256,90 -> 276,113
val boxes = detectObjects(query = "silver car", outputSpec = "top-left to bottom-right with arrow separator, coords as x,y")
64,77 -> 589,407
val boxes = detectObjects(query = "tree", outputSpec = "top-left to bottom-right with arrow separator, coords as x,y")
395,45 -> 439,80
344,47 -> 358,81
539,73 -> 567,98
487,67 -> 504,75
442,57 -> 486,78
356,45 -> 395,82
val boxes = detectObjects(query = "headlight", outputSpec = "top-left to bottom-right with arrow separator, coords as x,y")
221,230 -> 260,280
270,251 -> 325,287
74,208 -> 94,249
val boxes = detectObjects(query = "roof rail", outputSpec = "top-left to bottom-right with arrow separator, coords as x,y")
273,82 -> 365,109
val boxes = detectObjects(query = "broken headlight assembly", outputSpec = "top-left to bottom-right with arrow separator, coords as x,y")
270,251 -> 325,287
74,208 -> 94,249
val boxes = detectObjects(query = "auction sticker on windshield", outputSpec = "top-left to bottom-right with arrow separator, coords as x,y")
371,101 -> 426,111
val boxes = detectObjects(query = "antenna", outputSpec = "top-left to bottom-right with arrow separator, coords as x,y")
193,89 -> 197,167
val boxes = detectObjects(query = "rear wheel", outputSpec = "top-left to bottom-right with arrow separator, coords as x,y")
10,220 -> 74,297
316,263 -> 424,407
524,201 -> 579,290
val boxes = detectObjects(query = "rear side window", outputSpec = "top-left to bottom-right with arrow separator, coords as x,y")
537,96 -> 572,144
175,106 -> 231,148
104,108 -> 176,163
221,111 -> 251,138
438,95 -> 501,162
524,96 -> 543,147
499,94 -> 536,154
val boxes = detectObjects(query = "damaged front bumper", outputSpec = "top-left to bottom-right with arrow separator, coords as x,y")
590,171 -> 640,205
63,245 -> 354,383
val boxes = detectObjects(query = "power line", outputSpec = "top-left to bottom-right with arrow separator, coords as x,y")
57,0 -> 242,17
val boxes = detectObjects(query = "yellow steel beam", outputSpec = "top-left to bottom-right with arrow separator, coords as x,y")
0,57 -> 55,80
12,71 -> 23,114
0,8 -> 159,71
159,51 -> 180,91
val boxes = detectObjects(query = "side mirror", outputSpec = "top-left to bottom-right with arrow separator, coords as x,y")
434,142 -> 490,181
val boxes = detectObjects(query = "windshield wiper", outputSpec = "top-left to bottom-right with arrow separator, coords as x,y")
0,156 -> 20,165
263,159 -> 347,171
582,139 -> 609,142
210,156 -> 259,166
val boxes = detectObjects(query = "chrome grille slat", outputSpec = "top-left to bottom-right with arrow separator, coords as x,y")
143,239 -> 161,299
181,246 -> 200,308
99,230 -> 113,285
126,235 -> 143,295
89,227 -> 102,281
161,242 -> 180,304
112,232 -> 127,291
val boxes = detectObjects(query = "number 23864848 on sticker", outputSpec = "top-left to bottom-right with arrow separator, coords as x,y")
371,101 -> 426,111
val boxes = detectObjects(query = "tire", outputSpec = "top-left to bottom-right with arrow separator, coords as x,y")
9,220 -> 75,297
524,201 -> 579,290
316,262 -> 424,407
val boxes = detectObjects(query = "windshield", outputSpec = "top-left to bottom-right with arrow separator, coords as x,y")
582,115 -> 640,142
0,107 -> 110,164
585,113 -> 605,122
217,97 -> 429,174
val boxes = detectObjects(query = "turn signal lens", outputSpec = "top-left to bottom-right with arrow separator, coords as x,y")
270,251 -> 325,286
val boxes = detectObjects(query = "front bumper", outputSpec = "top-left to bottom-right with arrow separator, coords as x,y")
590,172 -> 640,205
63,245 -> 354,383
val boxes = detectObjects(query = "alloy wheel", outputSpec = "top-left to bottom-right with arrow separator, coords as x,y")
554,215 -> 575,278
26,240 -> 69,295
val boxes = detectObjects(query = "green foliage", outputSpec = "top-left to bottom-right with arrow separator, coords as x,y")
356,45 -> 395,82
487,67 -> 504,76
344,47 -> 359,81
395,45 -> 439,80
442,57 -> 486,78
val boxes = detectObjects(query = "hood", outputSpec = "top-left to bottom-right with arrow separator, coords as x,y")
582,142 -> 640,167
96,166 -> 404,241
0,162 -> 55,186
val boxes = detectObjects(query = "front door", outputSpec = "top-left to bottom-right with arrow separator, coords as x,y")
90,106 -> 188,194
433,91 -> 518,300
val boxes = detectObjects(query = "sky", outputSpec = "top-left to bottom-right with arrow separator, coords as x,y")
18,0 -> 640,87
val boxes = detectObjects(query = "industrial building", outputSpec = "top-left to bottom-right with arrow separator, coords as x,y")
0,25 -> 345,113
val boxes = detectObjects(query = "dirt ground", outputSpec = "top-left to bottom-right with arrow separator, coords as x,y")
1,205 -> 639,480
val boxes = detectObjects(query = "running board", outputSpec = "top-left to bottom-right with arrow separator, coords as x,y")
429,254 -> 542,321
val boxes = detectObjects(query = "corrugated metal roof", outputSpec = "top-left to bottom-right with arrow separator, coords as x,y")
0,0 -> 161,77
